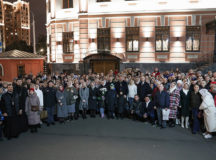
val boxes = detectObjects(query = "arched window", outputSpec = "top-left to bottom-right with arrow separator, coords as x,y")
0,64 -> 4,76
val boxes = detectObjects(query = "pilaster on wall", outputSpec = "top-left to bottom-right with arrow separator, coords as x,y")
139,17 -> 156,62
169,16 -> 186,62
79,19 -> 89,61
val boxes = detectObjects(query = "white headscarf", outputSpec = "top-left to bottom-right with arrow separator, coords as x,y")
199,89 -> 215,109
169,85 -> 176,93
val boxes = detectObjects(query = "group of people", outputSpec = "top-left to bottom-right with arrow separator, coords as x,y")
0,67 -> 216,141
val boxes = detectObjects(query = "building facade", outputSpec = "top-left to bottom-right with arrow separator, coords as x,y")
0,0 -> 30,51
46,0 -> 216,74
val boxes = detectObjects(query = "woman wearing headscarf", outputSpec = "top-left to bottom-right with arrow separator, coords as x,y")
56,84 -> 68,123
168,82 -> 180,127
199,89 -> 216,139
25,88 -> 41,133
180,83 -> 190,128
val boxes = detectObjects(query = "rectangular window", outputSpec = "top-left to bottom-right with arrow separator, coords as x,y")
17,65 -> 25,77
155,26 -> 170,52
63,0 -> 73,9
97,28 -> 110,52
126,27 -> 139,52
96,0 -> 111,2
186,26 -> 201,52
63,32 -> 74,53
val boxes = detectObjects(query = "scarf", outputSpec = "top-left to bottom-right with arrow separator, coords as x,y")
169,85 -> 176,93
183,88 -> 189,95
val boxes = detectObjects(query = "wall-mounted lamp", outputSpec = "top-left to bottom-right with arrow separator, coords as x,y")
176,37 -> 180,41
116,38 -> 120,42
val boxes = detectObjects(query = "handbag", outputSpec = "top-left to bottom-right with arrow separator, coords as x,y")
40,110 -> 48,120
162,109 -> 170,121
31,105 -> 39,112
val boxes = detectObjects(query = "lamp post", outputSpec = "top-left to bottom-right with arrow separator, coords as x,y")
31,12 -> 36,54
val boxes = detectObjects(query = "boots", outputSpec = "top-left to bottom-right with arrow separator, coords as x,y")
181,117 -> 185,128
185,117 -> 189,129
82,109 -> 87,119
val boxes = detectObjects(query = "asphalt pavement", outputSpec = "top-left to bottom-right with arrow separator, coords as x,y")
0,117 -> 216,160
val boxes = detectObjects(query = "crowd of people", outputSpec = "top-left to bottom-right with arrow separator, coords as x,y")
0,67 -> 216,141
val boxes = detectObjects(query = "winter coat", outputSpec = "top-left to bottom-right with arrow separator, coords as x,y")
64,87 -> 78,105
56,90 -> 68,118
115,81 -> 128,96
79,87 -> 89,110
141,101 -> 154,117
0,92 -> 20,117
25,93 -> 41,125
169,89 -> 180,119
132,100 -> 142,114
97,85 -> 108,108
137,82 -> 152,101
190,91 -> 202,109
44,87 -> 57,108
14,85 -> 28,111
106,89 -> 117,111
199,89 -> 216,132
180,90 -> 190,117
154,90 -> 170,109
88,87 -> 98,110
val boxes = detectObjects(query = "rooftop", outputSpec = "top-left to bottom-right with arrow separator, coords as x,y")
0,50 -> 44,59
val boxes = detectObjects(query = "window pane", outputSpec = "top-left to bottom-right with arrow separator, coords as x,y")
162,35 -> 169,51
69,0 -> 73,8
133,40 -> 139,51
193,34 -> 200,51
186,36 -> 193,51
63,0 -> 68,8
156,35 -> 162,51
127,40 -> 133,51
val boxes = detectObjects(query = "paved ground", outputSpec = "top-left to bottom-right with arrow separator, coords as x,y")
0,117 -> 216,160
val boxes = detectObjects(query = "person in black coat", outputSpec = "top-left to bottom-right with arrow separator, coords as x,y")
105,83 -> 117,119
189,84 -> 202,134
180,83 -> 190,128
115,76 -> 128,118
14,79 -> 28,132
43,81 -> 57,126
142,95 -> 155,125
137,76 -> 152,102
97,80 -> 107,118
88,81 -> 98,118
0,84 -> 22,139
131,95 -> 142,120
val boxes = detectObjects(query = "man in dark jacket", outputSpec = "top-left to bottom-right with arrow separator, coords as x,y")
137,76 -> 152,102
154,84 -> 170,128
44,81 -> 57,126
142,95 -> 155,125
115,75 -> 128,119
131,95 -> 142,120
0,84 -> 22,139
